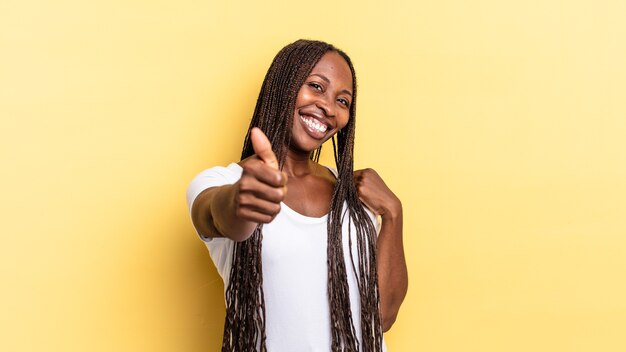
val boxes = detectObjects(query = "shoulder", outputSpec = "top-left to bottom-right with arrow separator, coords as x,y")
324,165 -> 338,178
186,163 -> 243,211
192,163 -> 243,181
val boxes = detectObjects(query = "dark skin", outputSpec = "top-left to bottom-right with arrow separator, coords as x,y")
191,51 -> 407,332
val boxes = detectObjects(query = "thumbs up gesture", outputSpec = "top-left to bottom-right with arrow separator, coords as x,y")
234,127 -> 287,224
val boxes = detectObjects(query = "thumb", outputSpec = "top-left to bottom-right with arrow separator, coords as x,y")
251,127 -> 279,170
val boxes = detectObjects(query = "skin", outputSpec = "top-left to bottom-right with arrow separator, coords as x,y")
191,51 -> 408,332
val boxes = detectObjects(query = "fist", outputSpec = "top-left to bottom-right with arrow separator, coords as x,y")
354,168 -> 401,217
234,128 -> 287,224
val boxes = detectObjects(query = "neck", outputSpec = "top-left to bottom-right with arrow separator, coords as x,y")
283,149 -> 318,177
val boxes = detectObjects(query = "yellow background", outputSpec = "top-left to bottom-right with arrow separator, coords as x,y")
2,0 -> 626,351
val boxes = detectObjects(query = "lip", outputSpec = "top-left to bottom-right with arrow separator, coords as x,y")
299,109 -> 333,127
298,114 -> 328,140
298,110 -> 334,140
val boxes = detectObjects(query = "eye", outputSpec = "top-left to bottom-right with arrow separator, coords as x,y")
308,82 -> 323,91
338,98 -> 350,107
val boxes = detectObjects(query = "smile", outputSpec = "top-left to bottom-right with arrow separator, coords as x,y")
299,115 -> 328,133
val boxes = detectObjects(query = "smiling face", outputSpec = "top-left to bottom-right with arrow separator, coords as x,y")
290,51 -> 354,155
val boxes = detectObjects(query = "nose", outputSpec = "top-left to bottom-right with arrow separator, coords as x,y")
315,95 -> 336,118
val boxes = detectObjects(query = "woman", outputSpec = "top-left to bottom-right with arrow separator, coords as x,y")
187,39 -> 407,351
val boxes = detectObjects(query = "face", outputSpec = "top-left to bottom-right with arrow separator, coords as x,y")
290,51 -> 353,154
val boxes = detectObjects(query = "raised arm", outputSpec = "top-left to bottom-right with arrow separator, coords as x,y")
191,128 -> 287,242
354,168 -> 408,332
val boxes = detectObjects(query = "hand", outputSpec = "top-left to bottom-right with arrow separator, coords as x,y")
354,168 -> 401,218
234,127 -> 287,224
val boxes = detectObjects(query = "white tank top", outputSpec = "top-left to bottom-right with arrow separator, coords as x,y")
187,163 -> 387,351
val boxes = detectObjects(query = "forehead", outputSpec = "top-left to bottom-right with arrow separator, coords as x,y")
309,51 -> 353,91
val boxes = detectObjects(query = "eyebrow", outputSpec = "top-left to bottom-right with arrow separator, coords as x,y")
309,73 -> 353,97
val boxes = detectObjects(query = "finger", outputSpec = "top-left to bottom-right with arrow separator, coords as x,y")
238,193 -> 282,216
251,127 -> 279,170
354,170 -> 364,183
242,159 -> 286,187
357,192 -> 380,215
236,207 -> 277,224
239,178 -> 286,203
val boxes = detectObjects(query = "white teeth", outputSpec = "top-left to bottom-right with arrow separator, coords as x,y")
300,115 -> 327,133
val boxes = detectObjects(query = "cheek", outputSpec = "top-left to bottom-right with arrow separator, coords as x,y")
295,88 -> 312,106
337,112 -> 350,130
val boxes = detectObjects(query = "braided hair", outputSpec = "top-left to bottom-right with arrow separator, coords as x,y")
222,39 -> 383,352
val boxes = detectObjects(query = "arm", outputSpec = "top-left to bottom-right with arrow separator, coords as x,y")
354,169 -> 408,332
190,128 -> 287,242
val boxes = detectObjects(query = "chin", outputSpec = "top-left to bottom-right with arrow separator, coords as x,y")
289,141 -> 322,155
289,126 -> 330,152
